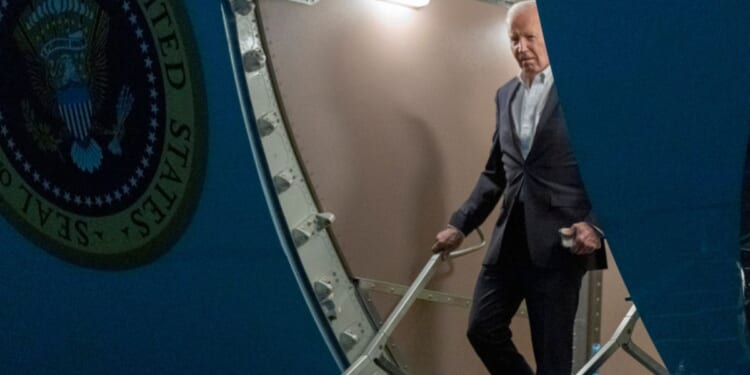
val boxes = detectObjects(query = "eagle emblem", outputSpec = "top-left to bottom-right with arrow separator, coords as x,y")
13,0 -> 133,173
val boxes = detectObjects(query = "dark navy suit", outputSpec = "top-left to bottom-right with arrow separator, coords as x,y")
450,79 -> 607,374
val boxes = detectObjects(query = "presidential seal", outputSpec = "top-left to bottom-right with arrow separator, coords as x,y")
0,0 -> 206,269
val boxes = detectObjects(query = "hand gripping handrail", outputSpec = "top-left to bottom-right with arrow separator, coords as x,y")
342,229 -> 486,375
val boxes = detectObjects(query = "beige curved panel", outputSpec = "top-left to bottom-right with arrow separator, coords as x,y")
257,2 -> 518,373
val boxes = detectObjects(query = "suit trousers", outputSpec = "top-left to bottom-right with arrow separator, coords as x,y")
467,204 -> 585,375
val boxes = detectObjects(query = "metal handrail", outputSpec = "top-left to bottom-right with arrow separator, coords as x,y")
576,304 -> 669,375
342,229 -> 486,375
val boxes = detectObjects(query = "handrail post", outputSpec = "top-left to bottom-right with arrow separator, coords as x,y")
342,229 -> 486,375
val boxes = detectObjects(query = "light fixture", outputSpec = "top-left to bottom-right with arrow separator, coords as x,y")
379,0 -> 430,9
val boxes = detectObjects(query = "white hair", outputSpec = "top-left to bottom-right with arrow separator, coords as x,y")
506,0 -> 537,25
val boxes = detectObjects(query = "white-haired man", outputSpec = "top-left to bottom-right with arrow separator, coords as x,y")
432,1 -> 607,373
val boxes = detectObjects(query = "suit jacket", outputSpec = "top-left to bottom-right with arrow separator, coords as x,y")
450,79 -> 607,271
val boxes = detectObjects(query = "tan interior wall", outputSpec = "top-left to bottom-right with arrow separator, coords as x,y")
256,0 -> 663,373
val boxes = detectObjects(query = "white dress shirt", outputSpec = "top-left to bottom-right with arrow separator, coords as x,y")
511,66 -> 554,159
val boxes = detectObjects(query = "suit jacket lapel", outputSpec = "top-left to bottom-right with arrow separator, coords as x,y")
537,84 -> 559,132
505,80 -> 523,160
526,84 -> 559,160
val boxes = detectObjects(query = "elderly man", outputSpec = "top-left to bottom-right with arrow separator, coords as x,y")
432,1 -> 607,374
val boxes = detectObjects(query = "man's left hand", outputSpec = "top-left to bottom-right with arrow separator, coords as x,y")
562,222 -> 602,255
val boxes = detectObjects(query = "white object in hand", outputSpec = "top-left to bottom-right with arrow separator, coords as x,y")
559,227 -> 575,249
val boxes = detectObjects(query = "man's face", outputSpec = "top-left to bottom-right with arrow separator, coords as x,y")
508,6 -> 549,78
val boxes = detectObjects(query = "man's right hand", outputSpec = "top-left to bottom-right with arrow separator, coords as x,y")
432,226 -> 465,254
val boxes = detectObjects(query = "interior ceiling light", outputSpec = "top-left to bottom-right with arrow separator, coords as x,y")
379,0 -> 430,8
